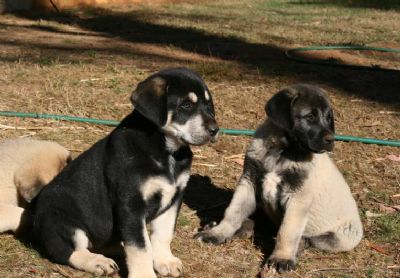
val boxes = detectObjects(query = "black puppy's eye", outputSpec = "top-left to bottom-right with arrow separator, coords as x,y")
180,101 -> 193,110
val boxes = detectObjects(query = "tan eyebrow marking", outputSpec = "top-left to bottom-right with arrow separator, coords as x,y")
204,90 -> 210,101
188,92 -> 198,103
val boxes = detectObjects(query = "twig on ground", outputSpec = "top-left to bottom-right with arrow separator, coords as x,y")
379,111 -> 400,115
53,265 -> 72,278
307,267 -> 353,274
225,153 -> 245,160
292,271 -> 303,277
68,148 -> 85,153
387,265 -> 400,270
194,155 -> 208,159
312,255 -> 341,260
0,124 -> 86,131
192,162 -> 218,167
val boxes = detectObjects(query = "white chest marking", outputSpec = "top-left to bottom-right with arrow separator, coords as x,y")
141,171 -> 189,209
262,172 -> 281,205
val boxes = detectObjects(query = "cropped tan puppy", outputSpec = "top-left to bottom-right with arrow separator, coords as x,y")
0,138 -> 70,232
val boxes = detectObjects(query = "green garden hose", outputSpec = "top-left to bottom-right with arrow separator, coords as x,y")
0,111 -> 399,147
285,45 -> 400,71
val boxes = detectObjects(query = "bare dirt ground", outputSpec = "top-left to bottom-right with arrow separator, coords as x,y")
0,1 -> 399,277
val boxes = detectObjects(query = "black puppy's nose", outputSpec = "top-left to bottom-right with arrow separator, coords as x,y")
208,124 -> 219,136
323,133 -> 335,145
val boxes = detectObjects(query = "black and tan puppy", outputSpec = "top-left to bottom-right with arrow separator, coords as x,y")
196,84 -> 362,274
16,68 -> 218,278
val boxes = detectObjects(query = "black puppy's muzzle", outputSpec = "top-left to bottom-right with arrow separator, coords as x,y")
207,123 -> 219,137
204,113 -> 219,142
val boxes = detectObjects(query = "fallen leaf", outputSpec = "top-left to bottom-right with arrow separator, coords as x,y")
386,154 -> 400,162
379,204 -> 397,214
375,158 -> 386,162
392,205 -> 400,211
366,241 -> 390,255
230,158 -> 244,166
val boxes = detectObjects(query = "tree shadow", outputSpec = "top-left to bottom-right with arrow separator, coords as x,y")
10,8 -> 400,105
184,174 -> 278,266
290,0 -> 400,10
0,0 -> 30,13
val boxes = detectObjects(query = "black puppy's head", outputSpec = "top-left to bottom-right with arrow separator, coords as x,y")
131,67 -> 219,146
265,84 -> 335,153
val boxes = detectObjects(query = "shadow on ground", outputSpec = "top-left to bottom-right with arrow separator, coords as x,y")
290,0 -> 400,11
185,174 -> 278,265
4,8 -> 399,105
184,175 -> 232,226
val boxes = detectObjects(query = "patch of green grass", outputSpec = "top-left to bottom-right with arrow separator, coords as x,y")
86,50 -> 98,58
107,77 -> 121,89
39,56 -> 60,66
373,213 -> 400,243
177,215 -> 191,227
367,190 -> 391,204
366,267 -> 376,278
62,38 -> 76,44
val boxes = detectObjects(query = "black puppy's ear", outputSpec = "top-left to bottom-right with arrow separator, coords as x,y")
265,88 -> 299,131
131,76 -> 168,127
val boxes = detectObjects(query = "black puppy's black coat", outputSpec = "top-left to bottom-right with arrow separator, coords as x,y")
25,68 -> 218,277
33,113 -> 191,260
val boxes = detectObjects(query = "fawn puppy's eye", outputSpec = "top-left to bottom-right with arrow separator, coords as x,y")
305,113 -> 315,121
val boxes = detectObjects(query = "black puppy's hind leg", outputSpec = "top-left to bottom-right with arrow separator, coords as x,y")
68,229 -> 119,275
43,227 -> 118,275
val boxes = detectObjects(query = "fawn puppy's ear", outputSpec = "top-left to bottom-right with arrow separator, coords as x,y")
265,87 -> 299,131
131,75 -> 168,127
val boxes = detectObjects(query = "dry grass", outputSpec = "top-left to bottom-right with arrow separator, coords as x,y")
0,0 -> 399,277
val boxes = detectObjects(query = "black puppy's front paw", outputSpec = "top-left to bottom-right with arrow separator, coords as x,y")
263,257 -> 296,274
